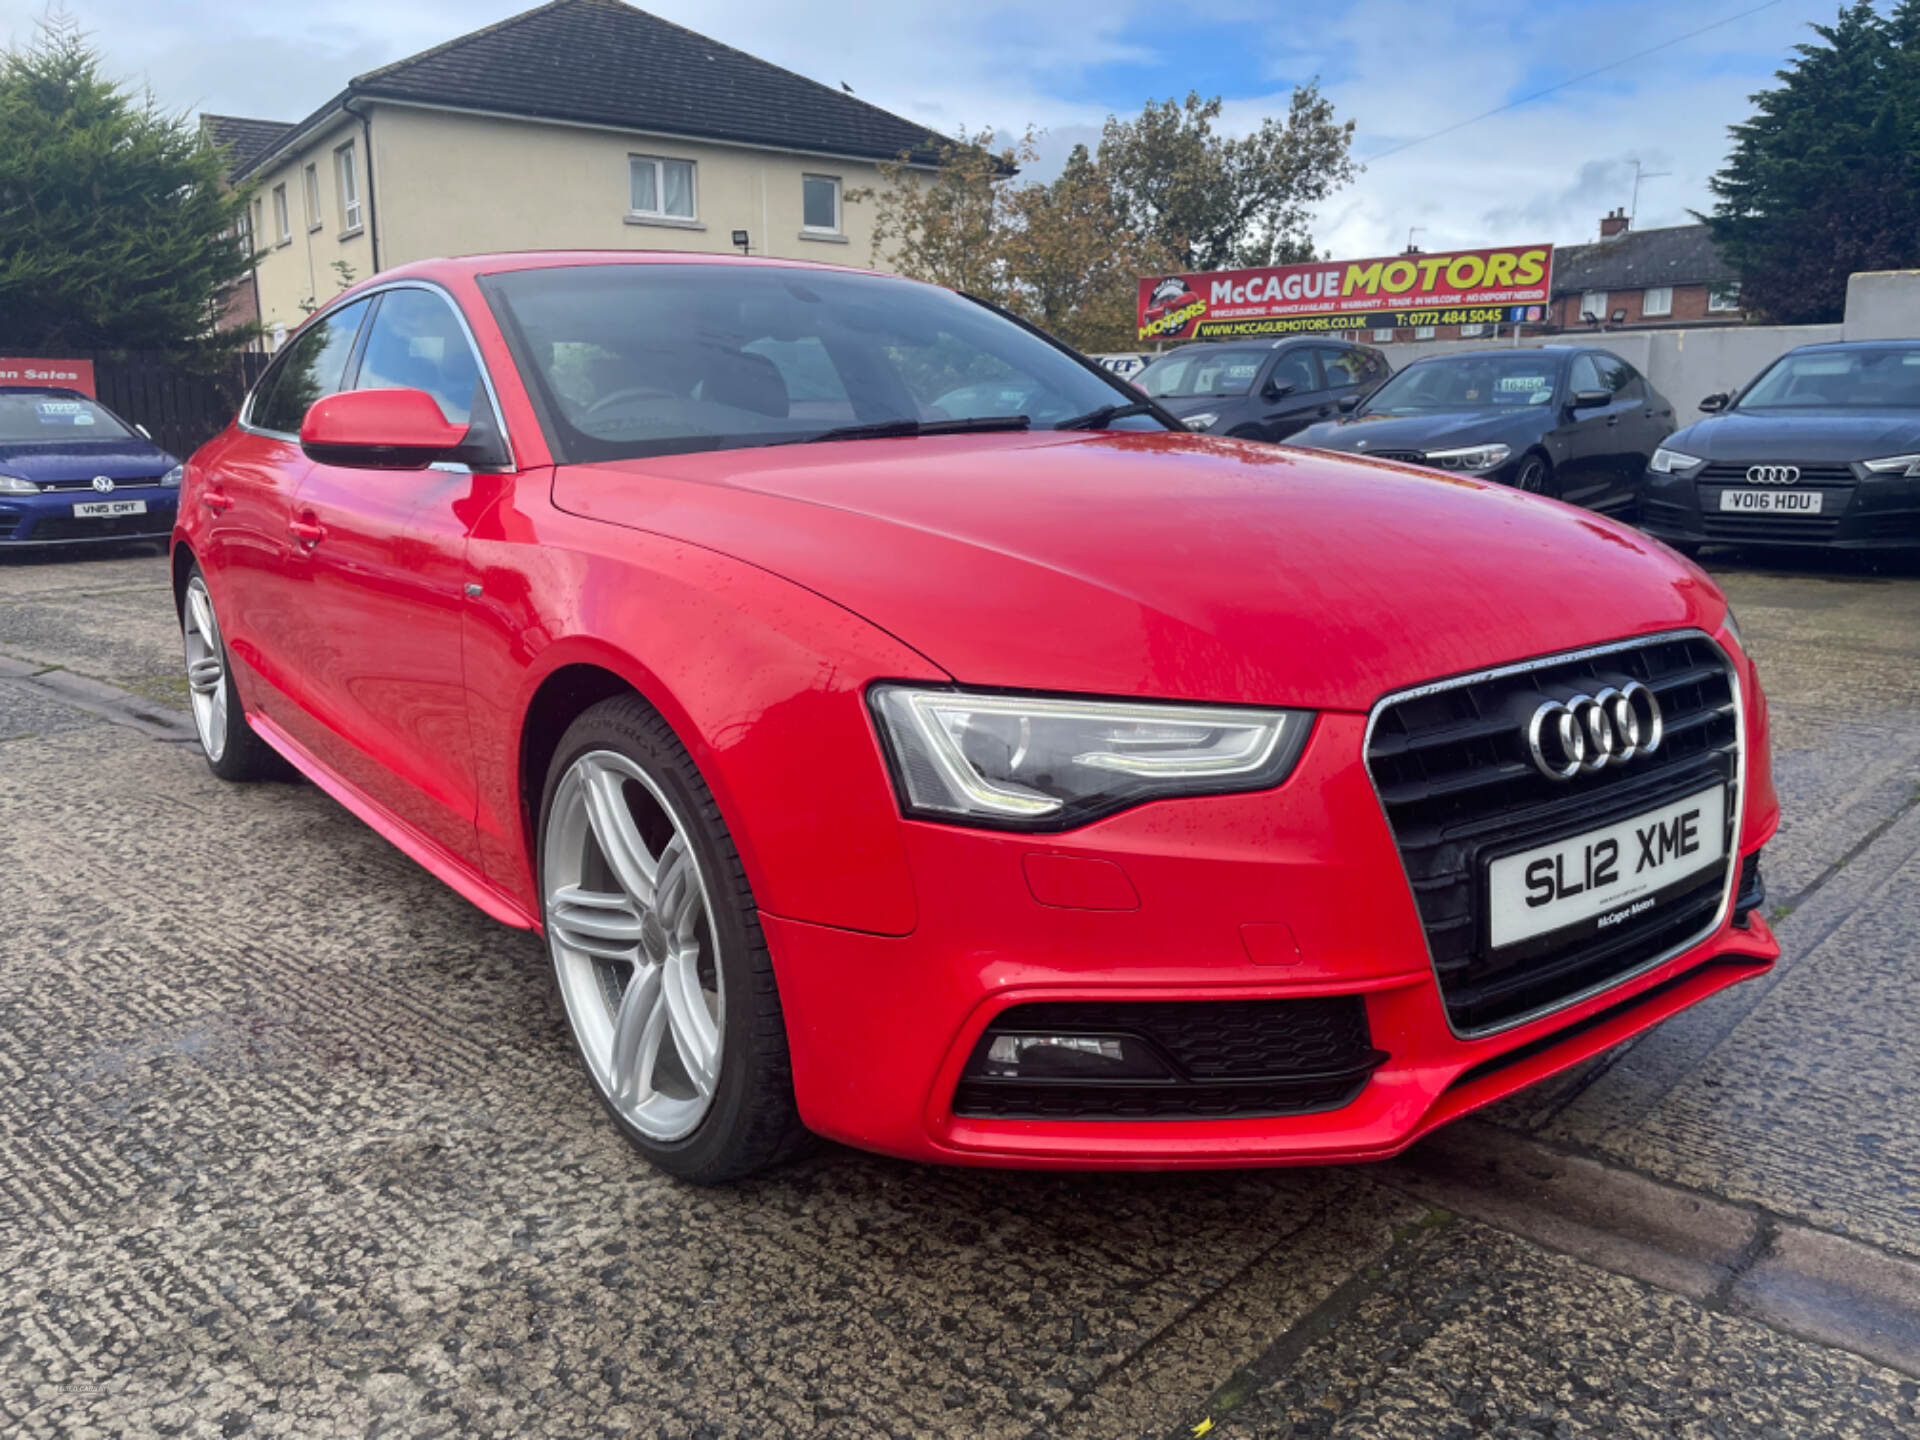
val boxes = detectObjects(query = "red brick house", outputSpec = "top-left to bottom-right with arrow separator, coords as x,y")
1546,210 -> 1746,332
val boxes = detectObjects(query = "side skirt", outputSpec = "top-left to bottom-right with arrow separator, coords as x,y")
249,711 -> 539,932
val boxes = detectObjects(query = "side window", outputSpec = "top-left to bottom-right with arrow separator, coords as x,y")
1267,349 -> 1319,395
1315,346 -> 1369,388
1365,350 -> 1391,384
1597,354 -> 1645,400
250,298 -> 370,434
1569,354 -> 1606,398
354,288 -> 486,424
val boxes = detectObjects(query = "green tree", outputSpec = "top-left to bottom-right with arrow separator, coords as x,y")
1097,87 -> 1357,272
860,127 -> 1030,306
1705,1 -> 1920,324
0,16 -> 258,354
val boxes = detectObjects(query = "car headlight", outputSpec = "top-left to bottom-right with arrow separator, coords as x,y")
869,686 -> 1313,829
1183,412 -> 1219,431
1649,447 -> 1707,475
1424,443 -> 1511,473
160,464 -> 184,487
0,473 -> 39,494
1860,453 -> 1920,477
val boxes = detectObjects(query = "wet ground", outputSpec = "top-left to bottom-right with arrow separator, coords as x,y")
3,542 -> 1917,1438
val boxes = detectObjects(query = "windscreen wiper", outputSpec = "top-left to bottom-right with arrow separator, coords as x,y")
803,415 -> 1032,443
1054,399 -> 1158,430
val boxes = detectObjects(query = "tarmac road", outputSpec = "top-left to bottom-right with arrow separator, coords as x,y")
2,544 -> 1917,1439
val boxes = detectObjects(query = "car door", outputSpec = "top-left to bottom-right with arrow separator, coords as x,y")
201,298 -> 370,716
1589,353 -> 1665,515
1553,353 -> 1618,510
279,285 -> 502,864
1252,348 -> 1332,440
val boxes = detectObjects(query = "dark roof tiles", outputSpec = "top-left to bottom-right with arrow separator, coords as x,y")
201,114 -> 297,178
1551,224 -> 1735,295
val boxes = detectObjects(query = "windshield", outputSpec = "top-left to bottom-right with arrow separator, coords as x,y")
1137,350 -> 1264,399
0,393 -> 135,444
481,264 -> 1164,462
1362,355 -> 1560,415
1736,348 -> 1920,410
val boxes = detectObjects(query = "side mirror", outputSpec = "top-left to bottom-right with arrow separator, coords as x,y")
1264,379 -> 1297,400
1699,393 -> 1729,413
300,388 -> 471,469
1569,388 -> 1612,410
1337,392 -> 1363,413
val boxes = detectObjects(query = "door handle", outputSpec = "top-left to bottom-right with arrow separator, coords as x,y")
202,489 -> 234,515
288,518 -> 325,549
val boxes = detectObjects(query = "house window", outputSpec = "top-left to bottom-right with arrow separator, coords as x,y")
1709,284 -> 1741,313
1579,290 -> 1608,322
336,142 -> 363,233
1459,323 -> 1486,337
802,174 -> 842,235
1642,285 -> 1673,317
304,163 -> 323,232
630,155 -> 696,221
1413,325 -> 1436,340
272,184 -> 291,244
1372,327 -> 1395,343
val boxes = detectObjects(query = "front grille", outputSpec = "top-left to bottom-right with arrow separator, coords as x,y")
952,996 -> 1385,1120
1640,498 -> 1693,528
18,512 -> 171,542
1862,510 -> 1920,542
1701,512 -> 1843,545
36,476 -> 165,492
1699,462 -> 1856,485
1366,634 -> 1739,1034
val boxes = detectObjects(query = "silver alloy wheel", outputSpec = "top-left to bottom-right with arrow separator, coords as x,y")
1517,459 -> 1547,493
182,576 -> 229,762
544,750 -> 724,1141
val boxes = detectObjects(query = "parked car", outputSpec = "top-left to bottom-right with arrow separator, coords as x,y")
1289,346 -> 1674,517
174,253 -> 1776,1183
0,388 -> 181,548
1135,338 -> 1391,440
1639,340 -> 1920,554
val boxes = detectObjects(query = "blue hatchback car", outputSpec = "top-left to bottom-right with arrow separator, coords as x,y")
0,387 -> 182,548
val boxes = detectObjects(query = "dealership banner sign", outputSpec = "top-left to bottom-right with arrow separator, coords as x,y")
1136,244 -> 1553,342
0,357 -> 96,396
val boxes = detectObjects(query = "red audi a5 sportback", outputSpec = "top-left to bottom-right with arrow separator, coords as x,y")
173,253 -> 1779,1183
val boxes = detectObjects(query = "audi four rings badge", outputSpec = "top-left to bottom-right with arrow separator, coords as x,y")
1745,465 -> 1800,484
1527,684 -> 1665,780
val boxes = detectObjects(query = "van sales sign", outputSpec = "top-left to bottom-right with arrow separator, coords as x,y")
1136,245 -> 1554,342
0,358 -> 96,397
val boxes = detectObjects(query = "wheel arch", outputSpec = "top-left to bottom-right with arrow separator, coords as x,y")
516,659 -> 644,876
170,538 -> 198,623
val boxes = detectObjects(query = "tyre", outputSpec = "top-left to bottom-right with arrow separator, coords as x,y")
1513,455 -> 1552,495
180,565 -> 281,782
538,693 -> 807,1183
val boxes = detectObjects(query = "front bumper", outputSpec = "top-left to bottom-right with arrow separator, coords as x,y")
762,704 -> 1780,1170
1640,466 -> 1920,550
0,488 -> 178,546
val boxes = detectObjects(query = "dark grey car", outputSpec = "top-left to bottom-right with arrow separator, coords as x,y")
1136,339 -> 1391,442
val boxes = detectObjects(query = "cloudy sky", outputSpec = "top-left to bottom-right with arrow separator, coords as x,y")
4,0 -> 1828,257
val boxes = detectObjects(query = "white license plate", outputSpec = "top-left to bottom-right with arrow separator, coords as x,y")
71,499 -> 148,518
1719,489 -> 1822,514
1486,786 -> 1727,949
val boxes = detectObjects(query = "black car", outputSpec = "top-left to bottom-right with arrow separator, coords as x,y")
1135,338 -> 1390,441
1289,346 -> 1675,517
1639,341 -> 1920,554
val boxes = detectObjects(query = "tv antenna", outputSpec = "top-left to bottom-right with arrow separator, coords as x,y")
1628,160 -> 1671,225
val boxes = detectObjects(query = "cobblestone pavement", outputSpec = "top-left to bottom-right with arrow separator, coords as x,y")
3,545 -> 1917,1438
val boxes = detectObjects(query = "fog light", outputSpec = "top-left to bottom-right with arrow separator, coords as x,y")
971,1032 -> 1172,1081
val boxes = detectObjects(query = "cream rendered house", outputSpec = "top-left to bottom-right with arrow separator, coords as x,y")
221,0 -> 947,343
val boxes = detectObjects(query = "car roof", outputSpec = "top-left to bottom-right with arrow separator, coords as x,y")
0,386 -> 89,398
1159,336 -> 1364,357
1782,339 -> 1920,353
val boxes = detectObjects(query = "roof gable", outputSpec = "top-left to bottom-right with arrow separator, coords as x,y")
347,0 -> 949,166
1551,224 -> 1735,295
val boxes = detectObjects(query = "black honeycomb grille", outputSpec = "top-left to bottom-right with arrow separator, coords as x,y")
952,996 -> 1384,1121
1366,634 -> 1740,1035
